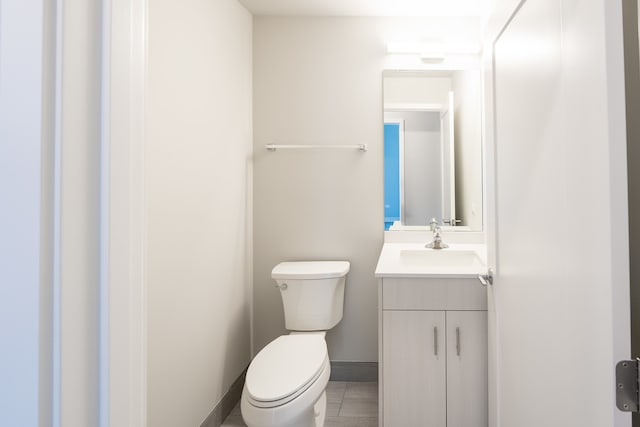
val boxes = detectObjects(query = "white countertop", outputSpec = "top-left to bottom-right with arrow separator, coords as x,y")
374,243 -> 487,278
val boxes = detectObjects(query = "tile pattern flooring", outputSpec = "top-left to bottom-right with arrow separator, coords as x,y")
221,381 -> 378,427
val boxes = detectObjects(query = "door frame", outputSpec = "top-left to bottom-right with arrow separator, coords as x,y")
99,0 -> 148,426
439,91 -> 456,224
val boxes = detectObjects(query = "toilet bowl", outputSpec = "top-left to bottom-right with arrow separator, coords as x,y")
241,261 -> 349,427
241,334 -> 330,427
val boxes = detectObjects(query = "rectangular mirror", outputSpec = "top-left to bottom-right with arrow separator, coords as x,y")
383,69 -> 483,231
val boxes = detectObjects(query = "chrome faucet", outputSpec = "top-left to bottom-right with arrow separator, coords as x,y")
426,221 -> 449,250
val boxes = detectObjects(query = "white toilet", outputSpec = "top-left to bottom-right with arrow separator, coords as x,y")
241,261 -> 350,427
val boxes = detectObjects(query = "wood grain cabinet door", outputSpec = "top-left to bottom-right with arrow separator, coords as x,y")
446,311 -> 488,427
383,310 -> 446,427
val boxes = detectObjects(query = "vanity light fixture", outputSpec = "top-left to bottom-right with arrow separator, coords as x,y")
419,52 -> 447,63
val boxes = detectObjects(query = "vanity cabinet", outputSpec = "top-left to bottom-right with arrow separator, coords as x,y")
444,310 -> 488,427
379,277 -> 488,427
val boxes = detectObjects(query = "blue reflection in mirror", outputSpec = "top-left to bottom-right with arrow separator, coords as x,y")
384,123 -> 400,230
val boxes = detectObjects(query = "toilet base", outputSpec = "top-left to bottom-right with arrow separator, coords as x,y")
313,390 -> 327,427
241,390 -> 327,427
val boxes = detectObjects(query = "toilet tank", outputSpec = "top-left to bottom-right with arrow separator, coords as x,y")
272,261 -> 350,331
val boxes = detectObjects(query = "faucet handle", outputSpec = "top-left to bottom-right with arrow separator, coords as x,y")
428,217 -> 439,231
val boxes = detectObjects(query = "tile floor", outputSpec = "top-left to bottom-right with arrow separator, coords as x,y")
221,381 -> 378,427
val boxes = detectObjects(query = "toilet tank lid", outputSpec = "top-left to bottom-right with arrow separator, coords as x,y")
272,261 -> 350,280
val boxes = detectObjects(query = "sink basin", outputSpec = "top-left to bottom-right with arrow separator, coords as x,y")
399,249 -> 484,268
375,243 -> 487,277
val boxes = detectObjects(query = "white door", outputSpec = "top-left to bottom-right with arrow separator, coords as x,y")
488,0 -> 630,426
441,92 -> 456,223
383,310 -> 446,427
446,311 -> 488,427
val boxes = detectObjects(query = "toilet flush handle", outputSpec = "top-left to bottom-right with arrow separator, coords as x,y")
276,283 -> 288,291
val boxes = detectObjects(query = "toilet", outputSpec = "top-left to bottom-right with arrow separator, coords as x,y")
241,261 -> 350,427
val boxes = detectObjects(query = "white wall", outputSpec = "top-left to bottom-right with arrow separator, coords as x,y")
384,76 -> 451,106
145,1 -> 253,426
253,16 -> 481,362
452,68 -> 483,230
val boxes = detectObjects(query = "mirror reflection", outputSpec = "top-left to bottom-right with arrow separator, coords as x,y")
383,69 -> 483,231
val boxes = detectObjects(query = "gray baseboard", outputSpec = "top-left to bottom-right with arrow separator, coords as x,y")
201,367 -> 247,427
330,361 -> 378,382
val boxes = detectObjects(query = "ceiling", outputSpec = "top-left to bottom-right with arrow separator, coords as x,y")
238,0 -> 493,17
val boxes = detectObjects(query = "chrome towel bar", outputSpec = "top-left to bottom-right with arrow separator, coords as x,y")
265,144 -> 367,152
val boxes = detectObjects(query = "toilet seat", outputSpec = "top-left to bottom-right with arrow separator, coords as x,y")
245,335 -> 328,408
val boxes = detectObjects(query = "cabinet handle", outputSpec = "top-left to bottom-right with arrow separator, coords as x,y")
434,326 -> 438,356
456,327 -> 461,356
